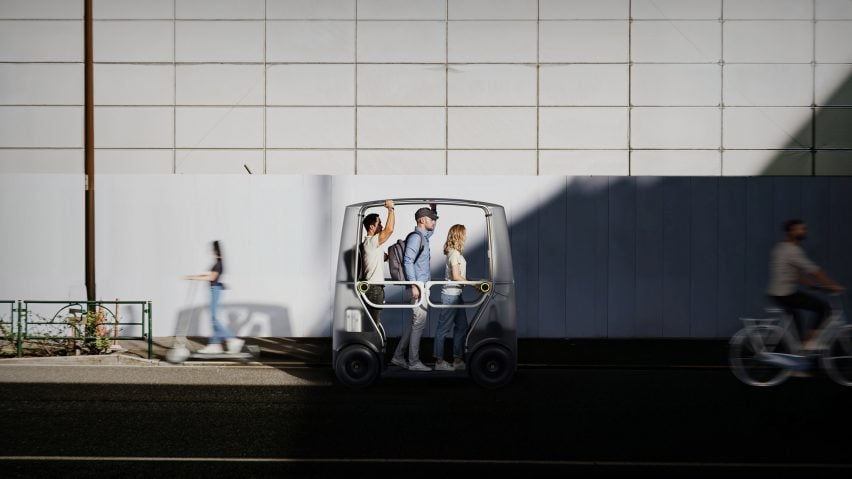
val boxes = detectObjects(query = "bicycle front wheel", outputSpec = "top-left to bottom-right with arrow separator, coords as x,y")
729,326 -> 794,387
822,325 -> 852,386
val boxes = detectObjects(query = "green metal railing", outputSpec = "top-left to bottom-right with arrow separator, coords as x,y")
1,300 -> 15,338
16,300 -> 153,359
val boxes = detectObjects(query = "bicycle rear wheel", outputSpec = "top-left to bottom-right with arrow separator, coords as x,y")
822,325 -> 852,386
729,325 -> 794,387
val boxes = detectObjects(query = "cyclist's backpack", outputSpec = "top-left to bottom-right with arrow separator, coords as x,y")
387,231 -> 424,281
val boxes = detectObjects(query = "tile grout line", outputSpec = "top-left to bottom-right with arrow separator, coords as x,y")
172,1 -> 177,174
628,1 -> 632,175
811,0 -> 817,175
354,1 -> 358,175
536,0 -> 541,175
263,0 -> 267,174
445,0 -> 449,175
720,1 -> 725,175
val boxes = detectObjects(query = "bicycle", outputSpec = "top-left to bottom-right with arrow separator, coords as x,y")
729,292 -> 852,387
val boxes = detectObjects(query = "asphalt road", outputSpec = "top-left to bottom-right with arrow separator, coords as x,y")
0,362 -> 850,478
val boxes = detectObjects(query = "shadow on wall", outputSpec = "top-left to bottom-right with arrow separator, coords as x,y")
331,70 -> 852,342
176,303 -> 291,337
452,71 -> 852,340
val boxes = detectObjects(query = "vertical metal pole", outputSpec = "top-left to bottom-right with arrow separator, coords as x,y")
147,301 -> 153,359
113,298 -> 119,347
16,301 -> 22,358
84,0 -> 96,301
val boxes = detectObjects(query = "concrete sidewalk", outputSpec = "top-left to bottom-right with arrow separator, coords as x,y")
1,336 -> 731,368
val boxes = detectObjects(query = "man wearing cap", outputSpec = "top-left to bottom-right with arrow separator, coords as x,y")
391,205 -> 438,372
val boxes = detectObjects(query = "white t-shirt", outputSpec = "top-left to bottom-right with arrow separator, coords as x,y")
443,249 -> 467,296
361,234 -> 384,283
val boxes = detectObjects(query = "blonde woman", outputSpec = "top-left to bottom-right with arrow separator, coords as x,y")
434,224 -> 468,371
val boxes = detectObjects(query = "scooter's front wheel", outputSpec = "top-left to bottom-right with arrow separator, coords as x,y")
166,344 -> 191,364
334,344 -> 380,390
729,326 -> 794,387
822,325 -> 852,386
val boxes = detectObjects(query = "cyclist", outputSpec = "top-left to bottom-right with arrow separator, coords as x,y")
767,219 -> 844,351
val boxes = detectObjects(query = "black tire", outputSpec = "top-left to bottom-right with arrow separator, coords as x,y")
335,344 -> 380,390
822,325 -> 852,386
469,344 -> 516,389
728,326 -> 794,387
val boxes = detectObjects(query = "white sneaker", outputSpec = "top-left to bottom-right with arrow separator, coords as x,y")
226,338 -> 245,354
453,359 -> 466,371
197,343 -> 223,354
408,360 -> 432,372
434,361 -> 455,371
391,357 -> 408,369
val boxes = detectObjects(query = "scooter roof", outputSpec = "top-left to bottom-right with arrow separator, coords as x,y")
346,198 -> 504,209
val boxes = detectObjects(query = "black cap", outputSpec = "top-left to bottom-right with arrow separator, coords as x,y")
414,207 -> 438,221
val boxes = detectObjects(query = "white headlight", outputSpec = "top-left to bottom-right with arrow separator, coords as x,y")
345,308 -> 363,332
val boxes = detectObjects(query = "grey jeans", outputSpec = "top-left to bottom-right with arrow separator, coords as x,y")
393,298 -> 428,363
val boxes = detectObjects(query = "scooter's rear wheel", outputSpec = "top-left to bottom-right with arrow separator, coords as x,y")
469,344 -> 515,389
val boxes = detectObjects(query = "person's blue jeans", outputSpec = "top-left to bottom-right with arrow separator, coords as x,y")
209,285 -> 233,344
434,293 -> 467,360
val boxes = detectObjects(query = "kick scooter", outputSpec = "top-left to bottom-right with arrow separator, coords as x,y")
165,280 -> 261,364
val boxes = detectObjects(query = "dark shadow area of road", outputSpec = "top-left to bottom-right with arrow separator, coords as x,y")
3,460 -> 850,479
0,366 -> 850,479
111,336 -> 732,373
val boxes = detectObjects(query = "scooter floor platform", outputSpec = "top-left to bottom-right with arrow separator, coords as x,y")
187,345 -> 261,360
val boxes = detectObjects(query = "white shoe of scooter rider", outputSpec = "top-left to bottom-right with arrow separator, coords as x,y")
197,343 -> 224,354
226,338 -> 245,354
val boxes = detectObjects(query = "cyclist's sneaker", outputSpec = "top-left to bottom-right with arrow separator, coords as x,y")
390,356 -> 407,369
434,361 -> 454,371
453,359 -> 466,370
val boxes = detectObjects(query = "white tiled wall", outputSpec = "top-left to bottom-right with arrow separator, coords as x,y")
177,65 -> 265,106
723,107 -> 812,150
540,65 -> 628,106
724,21 -> 812,63
2,0 -> 851,176
632,21 -> 721,62
93,21 -> 174,62
631,150 -> 721,176
267,107 -> 355,148
359,108 -> 445,149
95,65 -> 174,106
0,21 -> 82,61
95,107 -> 173,149
632,65 -> 720,106
175,21 -> 265,62
0,64 -> 83,105
448,107 -> 536,149
539,21 -> 628,63
540,107 -> 628,149
357,65 -> 444,106
632,108 -> 720,149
